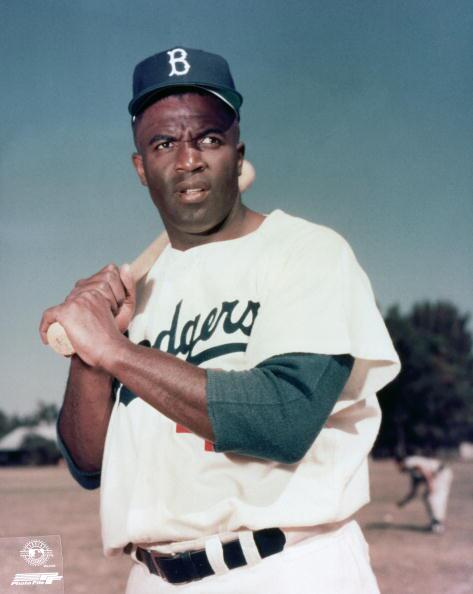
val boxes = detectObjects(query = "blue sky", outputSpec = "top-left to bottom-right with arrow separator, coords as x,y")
1,0 -> 472,413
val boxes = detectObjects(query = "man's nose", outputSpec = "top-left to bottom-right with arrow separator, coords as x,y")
175,141 -> 205,173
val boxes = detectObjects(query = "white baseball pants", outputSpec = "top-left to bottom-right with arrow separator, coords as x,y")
125,520 -> 379,594
425,467 -> 453,522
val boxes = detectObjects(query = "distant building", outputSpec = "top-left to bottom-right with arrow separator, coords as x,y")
0,423 -> 62,465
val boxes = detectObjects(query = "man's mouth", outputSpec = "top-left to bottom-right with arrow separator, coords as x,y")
176,181 -> 210,204
178,188 -> 208,203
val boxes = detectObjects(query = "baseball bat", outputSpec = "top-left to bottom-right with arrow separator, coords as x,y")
46,159 -> 256,356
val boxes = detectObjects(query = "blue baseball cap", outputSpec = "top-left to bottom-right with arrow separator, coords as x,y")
129,47 -> 243,119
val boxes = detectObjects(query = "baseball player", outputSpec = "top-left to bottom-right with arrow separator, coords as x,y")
396,455 -> 453,534
40,47 -> 400,593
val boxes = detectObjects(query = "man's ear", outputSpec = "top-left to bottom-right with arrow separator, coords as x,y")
132,152 -> 148,187
237,142 -> 245,175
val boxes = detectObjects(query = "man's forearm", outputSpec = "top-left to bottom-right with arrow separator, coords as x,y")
103,336 -> 212,441
59,356 -> 115,471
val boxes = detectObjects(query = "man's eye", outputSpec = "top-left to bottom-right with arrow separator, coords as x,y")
155,141 -> 173,151
200,136 -> 221,146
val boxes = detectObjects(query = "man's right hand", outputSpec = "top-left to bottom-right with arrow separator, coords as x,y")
39,263 -> 136,352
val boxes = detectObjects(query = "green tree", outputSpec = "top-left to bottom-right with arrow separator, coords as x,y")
374,301 -> 473,456
0,410 -> 12,439
30,401 -> 60,425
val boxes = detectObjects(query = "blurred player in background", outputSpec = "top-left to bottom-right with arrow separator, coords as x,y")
396,454 -> 453,534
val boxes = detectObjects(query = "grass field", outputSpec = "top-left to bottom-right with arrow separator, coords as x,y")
0,460 -> 471,593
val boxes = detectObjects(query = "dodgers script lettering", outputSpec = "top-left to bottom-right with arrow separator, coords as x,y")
155,299 -> 260,365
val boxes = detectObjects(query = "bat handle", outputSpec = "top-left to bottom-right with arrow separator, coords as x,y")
47,322 -> 75,356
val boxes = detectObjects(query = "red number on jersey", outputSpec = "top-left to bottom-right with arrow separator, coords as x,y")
175,424 -> 215,451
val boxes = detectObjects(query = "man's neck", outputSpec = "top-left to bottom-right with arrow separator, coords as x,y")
165,205 -> 265,251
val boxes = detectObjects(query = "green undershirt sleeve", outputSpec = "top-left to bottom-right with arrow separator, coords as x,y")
206,353 -> 354,464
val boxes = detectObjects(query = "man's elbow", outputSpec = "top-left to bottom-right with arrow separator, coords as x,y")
74,472 -> 101,490
269,434 -> 314,464
222,430 -> 316,465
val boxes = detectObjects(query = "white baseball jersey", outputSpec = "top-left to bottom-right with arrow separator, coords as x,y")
403,456 -> 443,475
100,209 -> 400,556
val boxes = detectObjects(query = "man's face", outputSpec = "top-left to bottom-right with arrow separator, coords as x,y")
132,93 -> 244,239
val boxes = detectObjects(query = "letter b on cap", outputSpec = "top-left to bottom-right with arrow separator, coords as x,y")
167,48 -> 191,77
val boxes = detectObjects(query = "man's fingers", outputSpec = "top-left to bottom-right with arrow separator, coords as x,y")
76,263 -> 121,284
113,264 -> 136,333
119,264 -> 136,305
67,283 -> 119,314
39,306 -> 61,345
68,264 -> 129,315
101,264 -> 128,308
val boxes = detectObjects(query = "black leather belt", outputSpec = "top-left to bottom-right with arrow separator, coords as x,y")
136,528 -> 286,584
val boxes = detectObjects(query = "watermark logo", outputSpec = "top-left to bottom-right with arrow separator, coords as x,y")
11,573 -> 63,586
1,535 -> 64,592
19,539 -> 53,567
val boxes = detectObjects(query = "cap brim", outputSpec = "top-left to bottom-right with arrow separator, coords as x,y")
129,83 -> 242,118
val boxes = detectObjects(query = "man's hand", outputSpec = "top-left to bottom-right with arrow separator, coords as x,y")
64,264 -> 136,334
40,264 -> 135,367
